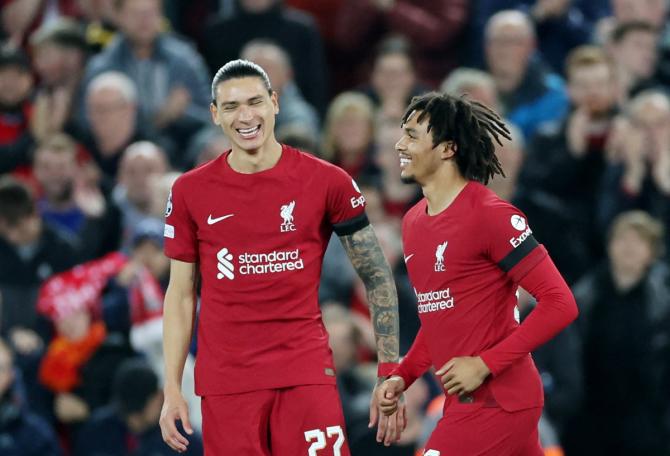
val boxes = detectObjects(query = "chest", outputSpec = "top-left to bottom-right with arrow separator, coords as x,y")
189,179 -> 328,249
403,217 -> 486,289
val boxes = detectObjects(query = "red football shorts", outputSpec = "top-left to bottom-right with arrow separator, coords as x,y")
201,384 -> 350,455
422,390 -> 543,456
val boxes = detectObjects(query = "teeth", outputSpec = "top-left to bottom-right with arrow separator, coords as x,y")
237,126 -> 260,138
400,157 -> 411,166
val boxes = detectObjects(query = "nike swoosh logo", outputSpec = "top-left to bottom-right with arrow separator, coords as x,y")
207,214 -> 234,225
404,254 -> 414,263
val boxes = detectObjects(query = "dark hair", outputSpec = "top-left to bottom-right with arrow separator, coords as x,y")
112,359 -> 159,416
611,21 -> 657,44
211,59 -> 272,104
0,176 -> 36,226
401,92 -> 509,184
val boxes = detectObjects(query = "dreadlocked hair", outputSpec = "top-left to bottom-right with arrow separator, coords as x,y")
401,92 -> 510,184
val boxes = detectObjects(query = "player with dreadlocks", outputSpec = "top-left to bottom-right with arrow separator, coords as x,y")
369,92 -> 578,454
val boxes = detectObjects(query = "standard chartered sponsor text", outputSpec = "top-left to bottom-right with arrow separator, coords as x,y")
238,248 -> 304,275
415,288 -> 455,313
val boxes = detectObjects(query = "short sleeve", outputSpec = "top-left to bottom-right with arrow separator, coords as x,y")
164,177 -> 198,263
326,165 -> 369,236
483,200 -> 547,283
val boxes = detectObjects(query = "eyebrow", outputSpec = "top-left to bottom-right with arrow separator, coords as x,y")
404,127 -> 418,134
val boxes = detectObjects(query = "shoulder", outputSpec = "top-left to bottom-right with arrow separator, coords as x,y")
401,199 -> 425,230
173,154 -> 225,189
287,146 -> 348,177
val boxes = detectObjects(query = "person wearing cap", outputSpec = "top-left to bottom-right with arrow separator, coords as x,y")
73,358 -> 203,456
0,46 -> 35,175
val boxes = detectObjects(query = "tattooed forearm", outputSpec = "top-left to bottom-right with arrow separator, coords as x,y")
339,225 -> 399,363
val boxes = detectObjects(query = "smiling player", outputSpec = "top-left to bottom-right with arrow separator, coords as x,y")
374,92 -> 578,455
159,60 -> 401,455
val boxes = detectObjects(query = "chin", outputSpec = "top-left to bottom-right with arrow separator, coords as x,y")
401,175 -> 417,184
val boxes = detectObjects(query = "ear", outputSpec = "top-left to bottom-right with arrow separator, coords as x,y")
210,103 -> 220,125
271,90 -> 280,115
439,141 -> 457,160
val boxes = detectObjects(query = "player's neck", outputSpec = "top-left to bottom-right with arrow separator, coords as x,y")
228,139 -> 283,174
422,168 -> 468,216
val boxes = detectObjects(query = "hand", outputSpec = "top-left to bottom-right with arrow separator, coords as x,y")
74,179 -> 106,218
566,108 -> 590,158
55,393 -> 90,423
370,377 -> 407,446
29,88 -> 72,141
116,261 -> 142,287
155,86 -> 191,128
160,387 -> 193,453
435,356 -> 490,396
9,327 -> 43,355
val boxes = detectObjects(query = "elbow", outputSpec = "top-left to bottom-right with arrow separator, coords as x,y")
562,289 -> 579,326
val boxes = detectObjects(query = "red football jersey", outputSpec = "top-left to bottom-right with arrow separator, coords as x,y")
164,145 -> 368,395
398,181 -> 548,412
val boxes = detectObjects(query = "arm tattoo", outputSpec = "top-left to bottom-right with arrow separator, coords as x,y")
339,225 -> 399,363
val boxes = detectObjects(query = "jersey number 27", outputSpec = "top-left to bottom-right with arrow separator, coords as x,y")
304,426 -> 345,455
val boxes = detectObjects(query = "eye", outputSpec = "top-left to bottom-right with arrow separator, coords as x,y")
251,99 -> 263,105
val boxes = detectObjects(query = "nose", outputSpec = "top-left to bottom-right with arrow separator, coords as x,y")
395,137 -> 407,151
238,105 -> 253,122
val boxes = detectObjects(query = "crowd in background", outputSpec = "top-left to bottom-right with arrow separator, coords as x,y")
0,0 -> 669,455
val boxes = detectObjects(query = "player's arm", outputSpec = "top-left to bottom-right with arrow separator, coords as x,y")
339,225 -> 400,366
478,253 -> 578,376
160,259 -> 197,452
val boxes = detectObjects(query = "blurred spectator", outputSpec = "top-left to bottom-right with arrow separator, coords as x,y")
183,127 -> 229,169
334,0 -> 469,88
485,10 -> 569,138
566,210 -> 670,455
74,358 -> 203,455
1,0 -> 82,49
321,303 -> 377,452
203,0 -> 328,115
0,47 -> 36,175
488,123 -> 524,202
149,171 -> 180,219
102,218 -> 200,431
360,36 -> 425,120
595,0 -> 667,45
33,133 -> 121,259
82,71 -> 173,178
0,176 -> 79,335
599,89 -> 670,253
30,18 -> 89,136
0,337 -> 61,456
464,0 -> 609,69
514,45 -> 620,283
83,0 -> 211,149
112,141 -> 169,252
372,116 -> 420,218
519,295 -> 583,437
240,39 -> 320,141
441,66 -> 501,112
37,269 -> 136,433
321,91 -> 379,181
275,124 -> 320,155
524,0 -> 594,74
608,21 -> 660,98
